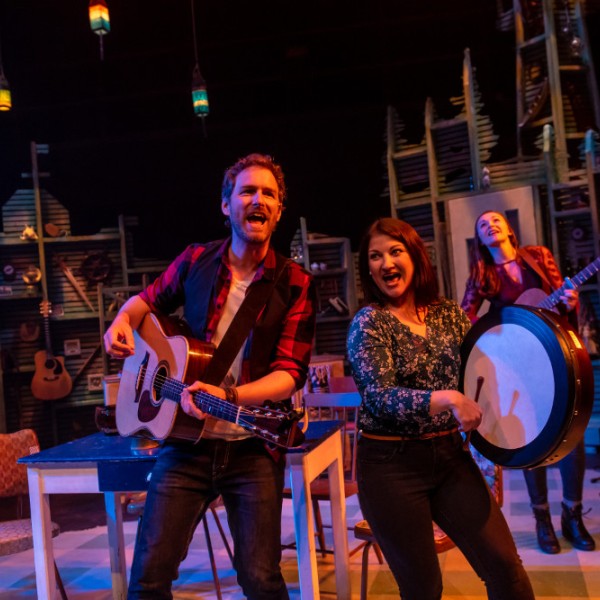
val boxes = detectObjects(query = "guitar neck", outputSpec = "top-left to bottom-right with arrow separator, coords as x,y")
161,377 -> 241,424
39,300 -> 55,357
43,315 -> 53,355
538,257 -> 600,310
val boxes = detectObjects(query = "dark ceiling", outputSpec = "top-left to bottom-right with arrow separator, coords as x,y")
0,1 -> 598,257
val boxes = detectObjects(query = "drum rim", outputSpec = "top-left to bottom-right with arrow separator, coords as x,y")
460,306 -> 581,468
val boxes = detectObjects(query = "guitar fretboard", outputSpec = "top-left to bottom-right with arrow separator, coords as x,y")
537,257 -> 600,310
160,376 -> 243,424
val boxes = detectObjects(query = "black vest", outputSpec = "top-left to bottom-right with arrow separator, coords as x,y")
182,239 -> 294,382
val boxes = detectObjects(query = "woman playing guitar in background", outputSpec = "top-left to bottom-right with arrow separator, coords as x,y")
461,210 -> 596,554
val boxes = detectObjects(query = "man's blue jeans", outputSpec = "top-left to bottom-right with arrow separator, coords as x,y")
128,437 -> 289,600
357,431 -> 534,600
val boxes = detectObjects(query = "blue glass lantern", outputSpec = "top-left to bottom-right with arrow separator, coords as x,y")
192,63 -> 209,117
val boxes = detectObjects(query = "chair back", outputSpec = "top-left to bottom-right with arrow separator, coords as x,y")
0,429 -> 40,498
304,376 -> 361,481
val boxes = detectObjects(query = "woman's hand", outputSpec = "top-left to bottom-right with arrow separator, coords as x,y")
180,381 -> 226,421
431,390 -> 482,432
560,278 -> 578,312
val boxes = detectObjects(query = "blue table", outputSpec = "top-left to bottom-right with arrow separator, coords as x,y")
20,421 -> 350,600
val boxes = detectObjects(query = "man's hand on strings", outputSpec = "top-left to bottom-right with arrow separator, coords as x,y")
181,381 -> 224,421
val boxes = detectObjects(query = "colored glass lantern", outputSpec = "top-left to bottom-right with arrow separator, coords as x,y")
191,63 -> 209,117
0,70 -> 11,111
89,0 -> 110,60
89,0 -> 110,35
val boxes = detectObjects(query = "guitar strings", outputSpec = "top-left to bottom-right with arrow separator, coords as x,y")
147,371 -> 285,427
156,373 -> 250,418
138,369 -> 302,446
539,259 -> 599,309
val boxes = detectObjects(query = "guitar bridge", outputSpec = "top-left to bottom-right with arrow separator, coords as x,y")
134,352 -> 150,402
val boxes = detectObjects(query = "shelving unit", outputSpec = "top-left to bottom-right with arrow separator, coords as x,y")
0,142 -> 168,446
292,218 -> 357,357
514,0 -> 600,179
386,50 -> 512,297
384,1 -> 600,451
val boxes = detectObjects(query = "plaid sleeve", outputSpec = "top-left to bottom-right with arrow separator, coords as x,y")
269,262 -> 317,390
139,244 -> 205,314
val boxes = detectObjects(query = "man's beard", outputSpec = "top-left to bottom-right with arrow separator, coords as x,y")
230,216 -> 274,245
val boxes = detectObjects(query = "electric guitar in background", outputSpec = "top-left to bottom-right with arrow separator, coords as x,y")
31,300 -> 73,401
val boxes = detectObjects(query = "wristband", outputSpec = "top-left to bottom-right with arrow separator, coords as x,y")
224,386 -> 239,405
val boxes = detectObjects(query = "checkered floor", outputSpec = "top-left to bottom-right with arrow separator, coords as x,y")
1,467 -> 599,599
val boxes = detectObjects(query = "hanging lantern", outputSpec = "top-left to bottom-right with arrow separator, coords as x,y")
191,63 -> 209,118
0,29 -> 10,111
89,0 -> 110,60
89,0 -> 110,34
0,70 -> 11,111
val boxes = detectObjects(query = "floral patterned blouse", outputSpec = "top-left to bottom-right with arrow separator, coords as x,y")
347,298 -> 471,437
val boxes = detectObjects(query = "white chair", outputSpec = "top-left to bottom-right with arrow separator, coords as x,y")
283,376 -> 368,556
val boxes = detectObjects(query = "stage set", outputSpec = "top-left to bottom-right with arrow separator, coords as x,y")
2,0 -> 600,598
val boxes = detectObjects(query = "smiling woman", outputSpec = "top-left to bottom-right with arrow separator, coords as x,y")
460,209 -> 595,556
346,217 -> 534,600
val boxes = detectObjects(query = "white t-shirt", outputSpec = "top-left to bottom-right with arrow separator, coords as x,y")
201,271 -> 255,440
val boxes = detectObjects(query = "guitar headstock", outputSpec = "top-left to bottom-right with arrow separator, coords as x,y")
39,300 -> 53,318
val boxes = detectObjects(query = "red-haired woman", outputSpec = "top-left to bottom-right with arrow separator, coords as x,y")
461,210 -> 595,555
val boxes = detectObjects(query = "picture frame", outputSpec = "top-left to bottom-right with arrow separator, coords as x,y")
63,338 -> 81,356
87,373 -> 104,392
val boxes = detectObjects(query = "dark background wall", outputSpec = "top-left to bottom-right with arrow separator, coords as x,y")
0,1 -> 598,258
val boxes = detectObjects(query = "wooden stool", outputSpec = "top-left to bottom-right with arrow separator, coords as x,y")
353,520 -> 384,600
353,520 -> 454,600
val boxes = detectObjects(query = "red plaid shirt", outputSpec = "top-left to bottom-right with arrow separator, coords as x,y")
139,238 -> 316,389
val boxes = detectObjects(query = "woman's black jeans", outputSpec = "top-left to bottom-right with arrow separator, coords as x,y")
357,431 -> 534,600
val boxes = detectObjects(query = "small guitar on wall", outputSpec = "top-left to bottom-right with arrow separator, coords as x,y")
31,300 -> 73,401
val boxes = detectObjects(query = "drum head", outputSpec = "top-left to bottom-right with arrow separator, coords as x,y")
460,306 -> 591,469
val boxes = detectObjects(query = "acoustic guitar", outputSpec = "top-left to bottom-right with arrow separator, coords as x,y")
31,300 -> 73,401
515,256 -> 600,309
116,312 -> 306,448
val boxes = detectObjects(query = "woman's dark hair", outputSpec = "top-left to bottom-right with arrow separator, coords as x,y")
467,210 -> 519,298
358,217 -> 439,308
221,153 -> 286,205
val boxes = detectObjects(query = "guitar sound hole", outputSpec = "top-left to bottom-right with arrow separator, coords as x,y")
151,364 -> 169,406
45,358 -> 63,374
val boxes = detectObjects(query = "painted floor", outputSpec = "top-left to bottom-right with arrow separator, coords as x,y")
0,466 -> 599,599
